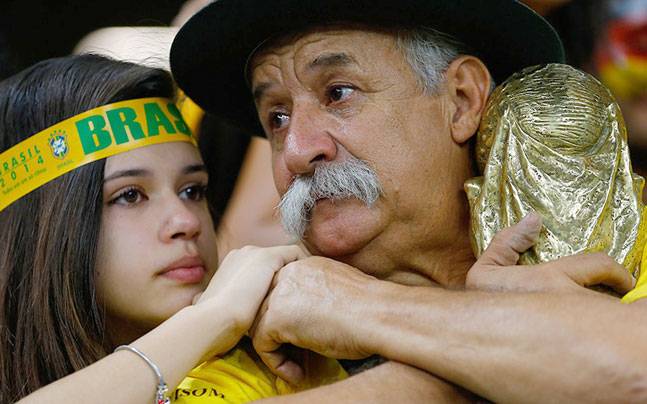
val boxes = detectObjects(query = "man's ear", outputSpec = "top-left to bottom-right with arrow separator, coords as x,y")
444,56 -> 491,144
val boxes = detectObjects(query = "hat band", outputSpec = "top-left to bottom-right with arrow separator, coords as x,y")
0,97 -> 196,211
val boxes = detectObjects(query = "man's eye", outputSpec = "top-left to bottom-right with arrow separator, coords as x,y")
180,184 -> 207,201
269,111 -> 290,129
110,187 -> 145,206
327,85 -> 355,103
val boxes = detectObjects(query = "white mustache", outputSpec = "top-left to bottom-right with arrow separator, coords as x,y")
278,156 -> 382,239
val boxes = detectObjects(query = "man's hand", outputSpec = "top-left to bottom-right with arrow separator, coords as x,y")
250,256 -> 380,384
194,245 -> 307,356
466,213 -> 635,294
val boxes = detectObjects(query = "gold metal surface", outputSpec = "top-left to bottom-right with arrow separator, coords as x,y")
465,64 -> 645,275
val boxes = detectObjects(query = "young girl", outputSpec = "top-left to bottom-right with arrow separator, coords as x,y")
0,54 -> 344,403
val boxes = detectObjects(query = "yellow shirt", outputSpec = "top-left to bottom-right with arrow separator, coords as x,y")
623,242 -> 647,303
170,342 -> 347,403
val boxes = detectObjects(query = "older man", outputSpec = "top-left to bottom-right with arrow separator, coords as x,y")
171,1 -> 647,402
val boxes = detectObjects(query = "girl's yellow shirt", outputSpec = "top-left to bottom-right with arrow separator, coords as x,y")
171,342 -> 346,403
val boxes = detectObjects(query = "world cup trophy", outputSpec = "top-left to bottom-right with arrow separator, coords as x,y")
465,64 -> 647,278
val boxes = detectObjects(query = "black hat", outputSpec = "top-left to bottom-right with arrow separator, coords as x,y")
171,0 -> 565,135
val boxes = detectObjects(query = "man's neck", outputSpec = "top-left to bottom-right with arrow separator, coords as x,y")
386,230 -> 476,288
335,221 -> 476,289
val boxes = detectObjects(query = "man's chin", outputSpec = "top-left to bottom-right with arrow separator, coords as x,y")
303,234 -> 363,258
301,198 -> 382,258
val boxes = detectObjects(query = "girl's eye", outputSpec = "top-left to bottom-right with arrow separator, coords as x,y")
327,85 -> 355,103
110,187 -> 146,206
180,184 -> 207,201
269,111 -> 290,130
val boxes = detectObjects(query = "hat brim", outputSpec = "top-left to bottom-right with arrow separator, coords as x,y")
171,0 -> 565,135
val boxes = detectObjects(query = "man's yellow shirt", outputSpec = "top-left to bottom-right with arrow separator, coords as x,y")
170,341 -> 347,403
624,242 -> 647,303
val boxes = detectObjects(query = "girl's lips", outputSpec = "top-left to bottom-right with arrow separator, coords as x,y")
161,265 -> 206,283
159,256 -> 206,283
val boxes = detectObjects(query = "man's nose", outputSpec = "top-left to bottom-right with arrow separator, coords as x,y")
159,198 -> 202,242
283,105 -> 337,175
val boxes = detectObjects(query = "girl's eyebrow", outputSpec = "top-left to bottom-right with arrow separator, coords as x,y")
103,164 -> 206,184
183,164 -> 207,175
103,168 -> 152,184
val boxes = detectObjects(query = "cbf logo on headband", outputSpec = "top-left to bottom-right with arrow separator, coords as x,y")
49,130 -> 69,159
0,97 -> 196,211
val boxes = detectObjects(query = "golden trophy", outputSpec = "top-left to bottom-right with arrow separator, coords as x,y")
465,64 -> 646,276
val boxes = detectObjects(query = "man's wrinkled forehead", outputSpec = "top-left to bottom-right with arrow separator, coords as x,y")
246,25 -> 398,85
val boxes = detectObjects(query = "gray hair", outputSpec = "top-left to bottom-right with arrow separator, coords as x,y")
395,27 -> 494,94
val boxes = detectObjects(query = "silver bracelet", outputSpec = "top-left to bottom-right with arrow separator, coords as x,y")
115,345 -> 170,404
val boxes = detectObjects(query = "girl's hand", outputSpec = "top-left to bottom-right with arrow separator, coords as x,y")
194,245 -> 308,350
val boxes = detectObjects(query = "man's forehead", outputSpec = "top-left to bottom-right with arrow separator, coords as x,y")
248,26 -> 397,78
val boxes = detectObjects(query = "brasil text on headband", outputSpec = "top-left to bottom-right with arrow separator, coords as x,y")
0,97 -> 197,211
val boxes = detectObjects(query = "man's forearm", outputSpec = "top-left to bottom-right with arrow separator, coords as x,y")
259,361 -> 473,404
364,283 -> 647,403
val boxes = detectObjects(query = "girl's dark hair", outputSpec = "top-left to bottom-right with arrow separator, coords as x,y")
0,54 -> 175,402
